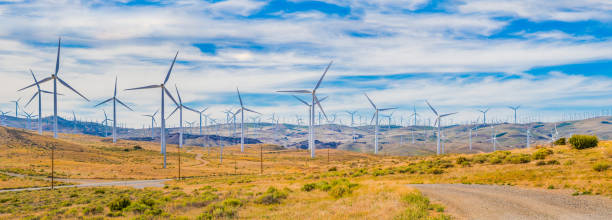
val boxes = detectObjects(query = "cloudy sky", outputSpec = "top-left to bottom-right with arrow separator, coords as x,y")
1,0 -> 611,127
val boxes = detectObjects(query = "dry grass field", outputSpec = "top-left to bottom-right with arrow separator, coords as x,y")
0,125 -> 611,219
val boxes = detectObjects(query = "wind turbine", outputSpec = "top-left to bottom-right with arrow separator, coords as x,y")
23,69 -> 58,134
0,111 -> 10,126
236,88 -> 261,152
10,98 -> 21,118
478,108 -> 490,125
410,104 -> 419,144
489,125 -> 499,151
364,93 -> 396,154
508,105 -> 520,124
345,111 -> 357,142
95,77 -> 133,143
125,51 -> 180,168
167,85 -> 199,152
425,100 -> 457,155
22,111 -> 36,130
277,61 -> 332,158
102,110 -> 112,137
196,107 -> 209,136
293,95 -> 328,149
143,110 -> 158,139
18,38 -> 89,138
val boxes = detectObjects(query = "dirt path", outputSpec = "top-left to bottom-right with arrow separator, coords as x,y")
0,171 -> 170,192
409,184 -> 612,220
186,149 -> 208,167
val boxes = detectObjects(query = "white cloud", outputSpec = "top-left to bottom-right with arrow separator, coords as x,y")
456,0 -> 612,22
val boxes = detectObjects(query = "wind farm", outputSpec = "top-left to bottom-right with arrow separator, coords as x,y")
1,1 -> 612,219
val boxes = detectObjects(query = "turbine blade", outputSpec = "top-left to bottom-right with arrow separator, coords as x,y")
236,88 -> 243,107
55,37 -> 61,75
18,77 -> 52,91
292,95 -> 309,106
183,105 -> 199,113
167,106 -> 179,119
29,69 -> 41,90
318,96 -> 328,103
164,87 -> 179,107
114,76 -> 118,97
57,77 -> 89,101
153,109 -> 158,117
200,107 -> 209,113
235,108 -> 242,115
25,91 -> 39,108
364,93 -> 377,109
164,51 -> 179,84
115,98 -> 134,111
379,107 -> 397,111
425,100 -> 438,116
94,97 -> 113,107
314,95 -> 328,121
314,61 -> 332,91
440,112 -> 458,118
125,84 -> 161,91
244,108 -> 261,115
175,84 -> 182,104
40,90 -> 55,94
370,112 -> 376,125
276,90 -> 311,94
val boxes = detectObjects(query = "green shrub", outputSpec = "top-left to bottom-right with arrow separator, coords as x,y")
569,135 -> 598,149
554,138 -> 566,145
532,148 -> 553,160
395,192 -> 451,220
82,205 -> 104,215
593,162 -> 610,172
488,156 -> 502,164
254,187 -> 288,205
108,197 -> 131,211
301,183 -> 316,192
547,160 -> 560,165
472,154 -> 488,163
455,156 -> 470,164
504,154 -> 531,164
535,161 -> 546,166
328,167 -> 337,171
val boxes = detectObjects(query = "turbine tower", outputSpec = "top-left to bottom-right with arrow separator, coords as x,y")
364,93 -> 396,154
167,85 -> 198,151
478,108 -> 490,125
196,107 -> 209,136
410,104 -> 419,144
345,111 -> 357,142
143,110 -> 158,139
125,51 -> 179,168
426,100 -> 457,155
10,98 -> 21,118
95,77 -> 133,143
18,37 -> 89,138
236,88 -> 261,152
293,95 -> 328,150
277,61 -> 332,158
508,105 -> 520,124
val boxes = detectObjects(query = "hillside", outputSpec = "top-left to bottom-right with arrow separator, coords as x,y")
0,125 -> 611,219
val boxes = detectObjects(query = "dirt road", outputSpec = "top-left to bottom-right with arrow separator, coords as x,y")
409,184 -> 612,220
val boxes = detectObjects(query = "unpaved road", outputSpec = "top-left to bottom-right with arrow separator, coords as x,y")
0,171 -> 170,193
409,184 -> 612,220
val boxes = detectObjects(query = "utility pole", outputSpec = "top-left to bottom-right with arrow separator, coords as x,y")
50,143 -> 55,190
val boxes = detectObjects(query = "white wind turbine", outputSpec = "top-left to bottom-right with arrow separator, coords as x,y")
143,110 -> 158,139
345,111 -> 357,142
277,61 -> 332,158
125,51 -> 180,168
95,77 -> 133,143
293,95 -> 328,149
478,108 -> 490,125
167,85 -> 199,151
102,110 -> 112,137
10,98 -> 21,118
23,69 -> 58,134
410,104 -> 419,144
22,111 -> 36,130
18,38 -> 89,138
236,88 -> 261,152
508,105 -> 520,124
196,107 -> 209,136
364,93 -> 396,154
425,100 -> 457,155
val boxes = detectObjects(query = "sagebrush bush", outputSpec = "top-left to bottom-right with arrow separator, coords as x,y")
108,197 -> 131,211
532,148 -> 553,160
569,135 -> 598,149
504,154 -> 531,164
593,162 -> 610,172
254,187 -> 288,205
554,137 -> 566,145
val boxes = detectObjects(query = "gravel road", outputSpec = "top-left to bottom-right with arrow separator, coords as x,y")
409,184 -> 612,220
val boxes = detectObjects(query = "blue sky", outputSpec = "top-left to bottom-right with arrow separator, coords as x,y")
0,0 -> 611,127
